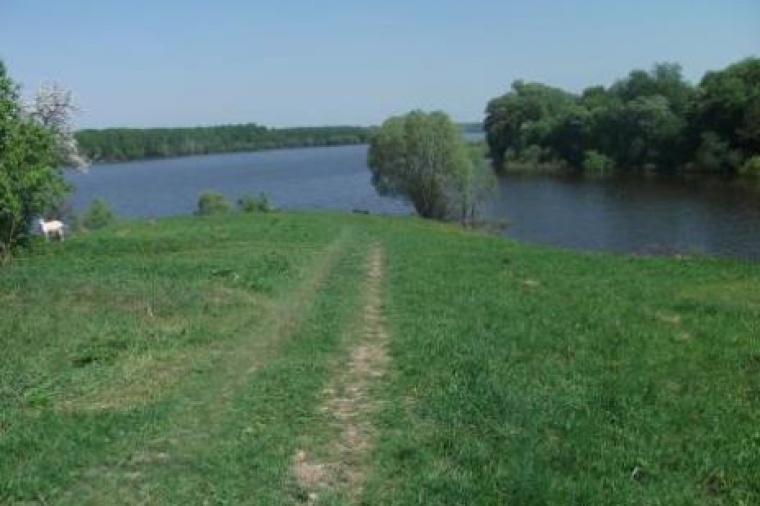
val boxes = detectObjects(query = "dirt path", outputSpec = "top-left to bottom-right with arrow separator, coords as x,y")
293,244 -> 390,504
60,230 -> 352,505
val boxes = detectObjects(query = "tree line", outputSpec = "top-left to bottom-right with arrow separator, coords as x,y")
485,57 -> 760,176
75,124 -> 376,162
5,54 -> 759,259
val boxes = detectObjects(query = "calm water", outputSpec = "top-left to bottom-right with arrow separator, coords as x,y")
67,145 -> 760,259
488,175 -> 760,258
67,145 -> 409,217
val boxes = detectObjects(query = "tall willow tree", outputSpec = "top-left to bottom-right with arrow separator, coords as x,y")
368,110 -> 477,222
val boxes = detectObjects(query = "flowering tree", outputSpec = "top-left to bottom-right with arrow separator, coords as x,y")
0,62 -> 87,259
26,82 -> 89,170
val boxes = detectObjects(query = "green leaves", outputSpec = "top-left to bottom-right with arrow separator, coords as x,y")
0,61 -> 67,257
695,57 -> 760,167
484,82 -> 576,173
368,110 -> 476,222
483,58 -> 760,176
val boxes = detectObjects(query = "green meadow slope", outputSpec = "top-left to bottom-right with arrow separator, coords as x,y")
1,212 -> 758,505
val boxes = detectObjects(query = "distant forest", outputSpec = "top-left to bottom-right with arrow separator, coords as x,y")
75,124 -> 375,162
459,122 -> 485,133
484,57 -> 760,176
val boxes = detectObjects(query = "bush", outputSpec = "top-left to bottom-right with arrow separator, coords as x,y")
81,198 -> 116,230
197,191 -> 232,215
582,150 -> 615,174
739,156 -> 760,177
238,192 -> 275,213
520,144 -> 544,166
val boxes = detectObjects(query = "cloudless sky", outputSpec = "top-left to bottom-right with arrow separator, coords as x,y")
1,0 -> 758,129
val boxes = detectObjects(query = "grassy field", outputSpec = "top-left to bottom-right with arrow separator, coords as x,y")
1,212 -> 758,505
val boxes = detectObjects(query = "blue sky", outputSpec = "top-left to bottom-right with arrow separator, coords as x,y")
1,0 -> 758,129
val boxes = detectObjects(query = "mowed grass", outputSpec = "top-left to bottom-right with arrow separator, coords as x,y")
1,211 -> 758,504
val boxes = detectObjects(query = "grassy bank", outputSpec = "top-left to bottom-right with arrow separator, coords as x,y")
1,212 -> 758,504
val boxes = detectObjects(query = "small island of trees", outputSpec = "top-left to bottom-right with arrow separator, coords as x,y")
484,57 -> 760,176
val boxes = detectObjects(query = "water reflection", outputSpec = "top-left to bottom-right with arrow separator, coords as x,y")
488,175 -> 760,258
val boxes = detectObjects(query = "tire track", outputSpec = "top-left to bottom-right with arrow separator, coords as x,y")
59,229 -> 352,505
293,243 -> 389,504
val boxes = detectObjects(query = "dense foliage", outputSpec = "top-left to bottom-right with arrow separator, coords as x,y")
485,58 -> 760,175
238,192 -> 274,213
75,124 -> 375,162
368,111 -> 478,221
196,191 -> 233,215
0,62 -> 69,258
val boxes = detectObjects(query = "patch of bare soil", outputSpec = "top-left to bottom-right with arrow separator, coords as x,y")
293,245 -> 389,504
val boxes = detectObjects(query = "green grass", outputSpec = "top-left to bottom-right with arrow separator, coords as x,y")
1,212 -> 758,504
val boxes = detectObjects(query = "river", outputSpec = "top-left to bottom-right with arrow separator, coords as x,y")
66,144 -> 760,259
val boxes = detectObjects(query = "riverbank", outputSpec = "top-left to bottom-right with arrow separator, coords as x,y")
2,212 -> 758,504
75,124 -> 375,163
66,143 -> 760,258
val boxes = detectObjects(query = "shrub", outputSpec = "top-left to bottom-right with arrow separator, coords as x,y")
583,150 -> 615,174
81,198 -> 116,230
521,144 -> 544,166
197,191 -> 232,215
739,156 -> 760,177
238,192 -> 275,213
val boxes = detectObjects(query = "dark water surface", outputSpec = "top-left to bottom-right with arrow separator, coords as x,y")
488,175 -> 760,259
67,145 -> 760,259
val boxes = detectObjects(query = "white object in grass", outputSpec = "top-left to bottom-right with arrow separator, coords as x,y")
39,219 -> 65,241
